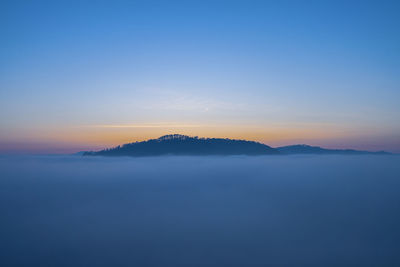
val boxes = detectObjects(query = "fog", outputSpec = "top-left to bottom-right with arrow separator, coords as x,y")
1,154 -> 399,266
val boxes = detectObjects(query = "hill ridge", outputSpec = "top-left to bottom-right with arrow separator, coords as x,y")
84,134 -> 279,157
83,134 -> 391,157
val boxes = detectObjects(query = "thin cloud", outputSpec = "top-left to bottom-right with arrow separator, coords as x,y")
85,124 -> 206,128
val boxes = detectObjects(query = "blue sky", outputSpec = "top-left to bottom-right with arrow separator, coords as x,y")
1,0 -> 399,153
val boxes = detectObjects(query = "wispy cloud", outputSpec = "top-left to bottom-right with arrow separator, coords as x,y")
139,90 -> 247,112
85,123 -> 206,128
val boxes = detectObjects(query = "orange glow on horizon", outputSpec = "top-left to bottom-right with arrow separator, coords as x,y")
1,122 -> 397,153
5,123 -> 352,150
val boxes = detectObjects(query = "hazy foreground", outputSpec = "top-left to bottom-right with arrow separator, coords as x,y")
1,154 -> 399,266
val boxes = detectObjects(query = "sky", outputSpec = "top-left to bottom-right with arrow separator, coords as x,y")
1,0 -> 399,153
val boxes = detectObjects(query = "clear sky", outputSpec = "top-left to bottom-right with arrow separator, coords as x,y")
1,0 -> 399,153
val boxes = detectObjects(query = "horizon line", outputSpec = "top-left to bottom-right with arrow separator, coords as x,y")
0,133 -> 397,155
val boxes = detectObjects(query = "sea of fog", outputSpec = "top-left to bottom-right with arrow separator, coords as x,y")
1,154 -> 399,266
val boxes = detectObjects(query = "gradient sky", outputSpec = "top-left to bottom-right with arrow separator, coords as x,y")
1,0 -> 400,153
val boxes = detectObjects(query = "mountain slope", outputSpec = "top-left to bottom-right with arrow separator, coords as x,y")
276,144 -> 390,155
84,134 -> 279,156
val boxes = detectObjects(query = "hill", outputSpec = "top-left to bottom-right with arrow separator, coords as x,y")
83,134 -> 279,157
276,144 -> 390,155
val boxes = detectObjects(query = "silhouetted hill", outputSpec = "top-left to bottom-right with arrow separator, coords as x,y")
276,144 -> 390,155
83,134 -> 279,157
